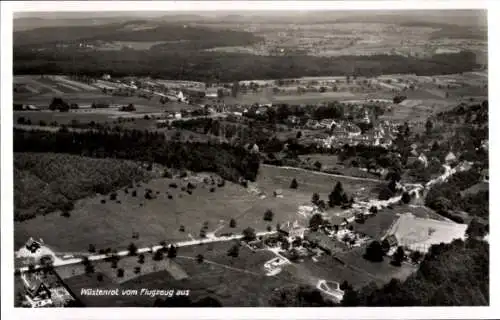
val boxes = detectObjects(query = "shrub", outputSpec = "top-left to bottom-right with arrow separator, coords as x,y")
264,209 -> 274,221
138,254 -> 145,264
196,254 -> 204,263
128,242 -> 138,256
117,268 -> 124,277
290,178 -> 298,189
229,219 -> 236,228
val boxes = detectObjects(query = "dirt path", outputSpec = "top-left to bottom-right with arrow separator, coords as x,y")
177,255 -> 261,276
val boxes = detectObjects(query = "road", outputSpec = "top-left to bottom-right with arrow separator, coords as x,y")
261,164 -> 383,183
17,231 -> 277,273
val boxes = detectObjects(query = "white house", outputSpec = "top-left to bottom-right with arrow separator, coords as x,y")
445,151 -> 457,164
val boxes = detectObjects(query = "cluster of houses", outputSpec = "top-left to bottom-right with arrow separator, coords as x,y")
318,121 -> 398,149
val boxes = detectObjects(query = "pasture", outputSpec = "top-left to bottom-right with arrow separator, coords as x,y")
15,164 -> 382,253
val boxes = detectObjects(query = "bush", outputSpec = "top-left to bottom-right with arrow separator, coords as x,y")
101,199 -> 106,204
169,183 -> 178,188
363,241 -> 384,262
242,227 -> 257,241
290,178 -> 298,189
153,250 -> 164,261
401,192 -> 411,204
264,209 -> 274,221
61,211 -> 71,218
209,187 -> 215,192
196,254 -> 204,263
134,266 -> 141,274
132,190 -> 137,197
128,242 -> 138,256
179,225 -> 185,232
229,219 -> 236,228
117,268 -> 124,277
138,253 -> 145,264
227,244 -> 240,257
88,244 -> 96,253
110,192 -> 117,201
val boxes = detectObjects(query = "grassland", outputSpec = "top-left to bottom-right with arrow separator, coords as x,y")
15,163 -> 382,253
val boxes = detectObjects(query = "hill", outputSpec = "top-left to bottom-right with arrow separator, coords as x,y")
343,238 -> 488,306
13,22 -> 262,47
14,152 -> 151,221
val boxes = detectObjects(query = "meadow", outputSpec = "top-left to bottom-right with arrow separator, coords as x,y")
15,163 -> 382,253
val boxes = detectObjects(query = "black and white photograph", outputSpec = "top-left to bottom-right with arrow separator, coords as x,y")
0,1 -> 495,318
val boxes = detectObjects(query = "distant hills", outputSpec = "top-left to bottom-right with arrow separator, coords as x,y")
14,9 -> 487,31
13,21 -> 262,46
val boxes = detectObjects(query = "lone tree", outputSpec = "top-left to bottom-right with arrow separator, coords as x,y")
309,213 -> 324,231
363,241 -> 384,262
134,266 -> 141,274
313,161 -> 322,171
229,218 -> 237,228
425,119 -> 433,135
264,209 -> 274,221
242,227 -> 257,242
196,254 -> 204,263
88,244 -> 96,253
401,191 -> 411,204
128,242 -> 138,256
311,192 -> 320,205
369,206 -> 378,215
391,246 -> 406,267
153,250 -> 164,261
227,243 -> 240,258
290,178 -> 298,189
167,245 -> 178,258
329,181 -> 347,207
138,253 -> 145,264
117,268 -> 124,278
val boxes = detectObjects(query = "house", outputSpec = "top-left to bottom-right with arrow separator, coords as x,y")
25,238 -> 42,253
384,234 -> 398,247
304,231 -> 344,254
418,153 -> 429,168
306,119 -> 321,129
205,88 -> 219,99
279,220 -> 307,239
287,115 -> 300,125
445,151 -> 457,164
102,74 -> 111,81
319,118 -> 337,130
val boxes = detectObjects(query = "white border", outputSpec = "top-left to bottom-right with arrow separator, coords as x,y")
1,1 -> 497,320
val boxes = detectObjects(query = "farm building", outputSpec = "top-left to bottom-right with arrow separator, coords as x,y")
385,213 -> 467,253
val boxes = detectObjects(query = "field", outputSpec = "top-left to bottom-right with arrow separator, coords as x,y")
15,163 -> 382,253
56,241 -> 295,307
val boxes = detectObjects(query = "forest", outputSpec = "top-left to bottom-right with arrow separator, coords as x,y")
13,128 -> 261,184
14,48 -> 480,82
342,238 -> 489,306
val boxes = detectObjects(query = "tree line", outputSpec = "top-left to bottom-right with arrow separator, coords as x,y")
14,49 -> 480,82
14,128 -> 260,183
